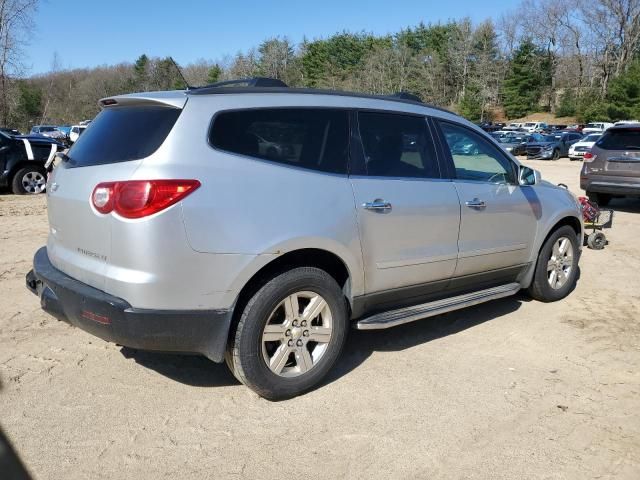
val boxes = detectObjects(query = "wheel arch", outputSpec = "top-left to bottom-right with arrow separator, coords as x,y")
521,214 -> 583,288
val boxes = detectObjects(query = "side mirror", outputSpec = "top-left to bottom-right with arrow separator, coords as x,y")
519,166 -> 541,186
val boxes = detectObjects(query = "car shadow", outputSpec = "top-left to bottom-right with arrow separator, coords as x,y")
322,293 -> 526,388
120,293 -> 529,392
605,196 -> 640,213
120,348 -> 240,387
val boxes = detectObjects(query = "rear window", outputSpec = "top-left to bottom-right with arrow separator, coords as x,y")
67,106 -> 181,167
596,129 -> 640,150
209,108 -> 349,174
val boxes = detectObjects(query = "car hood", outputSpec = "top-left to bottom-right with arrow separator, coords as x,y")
570,141 -> 595,148
527,141 -> 557,148
15,134 -> 63,146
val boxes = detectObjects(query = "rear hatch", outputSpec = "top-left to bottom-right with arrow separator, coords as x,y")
597,127 -> 640,177
46,96 -> 184,291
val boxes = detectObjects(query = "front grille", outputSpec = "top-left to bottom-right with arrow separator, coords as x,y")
527,147 -> 542,155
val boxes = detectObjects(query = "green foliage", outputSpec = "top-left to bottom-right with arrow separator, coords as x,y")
207,64 -> 222,84
396,22 -> 456,58
302,32 -> 391,87
502,40 -> 551,118
458,86 -> 483,121
15,81 -> 42,127
600,58 -> 640,120
556,89 -> 577,117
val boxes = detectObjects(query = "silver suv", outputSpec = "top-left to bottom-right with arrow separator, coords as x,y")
26,79 -> 583,400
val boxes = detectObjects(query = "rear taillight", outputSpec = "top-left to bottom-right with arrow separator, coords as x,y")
583,152 -> 595,162
91,180 -> 200,218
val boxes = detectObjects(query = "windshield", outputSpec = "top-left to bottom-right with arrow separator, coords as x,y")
586,123 -> 601,128
584,134 -> 601,142
530,133 -> 555,142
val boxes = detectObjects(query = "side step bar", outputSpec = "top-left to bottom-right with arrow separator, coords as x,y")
356,283 -> 521,330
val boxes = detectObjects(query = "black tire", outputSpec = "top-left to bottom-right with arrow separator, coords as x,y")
528,226 -> 579,302
11,166 -> 47,195
587,231 -> 606,250
586,192 -> 611,207
227,267 -> 348,400
552,149 -> 560,160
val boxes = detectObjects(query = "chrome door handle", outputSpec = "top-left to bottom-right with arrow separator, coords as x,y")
363,200 -> 392,211
465,198 -> 486,209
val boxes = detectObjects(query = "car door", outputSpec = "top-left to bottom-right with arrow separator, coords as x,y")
434,119 -> 538,283
349,111 -> 460,308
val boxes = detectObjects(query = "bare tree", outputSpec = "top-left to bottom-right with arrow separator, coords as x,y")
0,0 -> 39,124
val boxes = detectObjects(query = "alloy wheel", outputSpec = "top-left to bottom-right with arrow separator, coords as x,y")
261,291 -> 333,377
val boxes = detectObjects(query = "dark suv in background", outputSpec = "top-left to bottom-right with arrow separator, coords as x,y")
526,131 -> 583,160
581,125 -> 640,205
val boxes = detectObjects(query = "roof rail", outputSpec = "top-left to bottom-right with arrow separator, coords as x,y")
202,77 -> 288,89
388,92 -> 422,103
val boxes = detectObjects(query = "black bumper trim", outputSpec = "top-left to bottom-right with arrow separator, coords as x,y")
27,247 -> 232,362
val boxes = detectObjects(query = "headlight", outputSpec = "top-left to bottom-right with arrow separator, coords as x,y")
506,147 -> 513,151
543,145 -> 553,151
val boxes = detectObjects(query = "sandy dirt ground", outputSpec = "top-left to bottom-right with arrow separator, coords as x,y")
1,158 -> 639,479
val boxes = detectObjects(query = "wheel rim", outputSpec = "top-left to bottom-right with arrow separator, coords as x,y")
261,291 -> 333,378
21,171 -> 46,194
547,236 -> 574,289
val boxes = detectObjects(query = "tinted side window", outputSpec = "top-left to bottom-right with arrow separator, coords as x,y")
357,112 -> 439,178
438,121 -> 516,184
210,109 -> 349,174
596,129 -> 640,150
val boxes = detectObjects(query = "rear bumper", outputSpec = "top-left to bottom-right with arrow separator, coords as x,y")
26,247 -> 232,362
580,177 -> 640,196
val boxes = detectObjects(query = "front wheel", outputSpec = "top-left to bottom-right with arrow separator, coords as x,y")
551,149 -> 560,160
227,267 -> 348,400
528,226 -> 579,302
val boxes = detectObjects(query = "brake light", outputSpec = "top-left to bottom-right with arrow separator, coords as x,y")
91,180 -> 200,218
583,152 -> 595,162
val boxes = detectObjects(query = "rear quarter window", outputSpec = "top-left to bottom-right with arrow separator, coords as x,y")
67,106 -> 181,167
209,108 -> 349,174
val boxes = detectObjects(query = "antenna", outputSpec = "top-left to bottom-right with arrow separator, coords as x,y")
168,56 -> 192,90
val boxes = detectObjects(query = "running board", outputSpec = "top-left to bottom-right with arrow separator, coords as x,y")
356,283 -> 521,330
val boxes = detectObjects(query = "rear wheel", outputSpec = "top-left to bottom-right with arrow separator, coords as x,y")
586,191 -> 611,206
227,267 -> 348,400
11,166 -> 47,195
528,226 -> 579,302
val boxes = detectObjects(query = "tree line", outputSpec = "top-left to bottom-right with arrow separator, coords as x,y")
6,0 -> 640,131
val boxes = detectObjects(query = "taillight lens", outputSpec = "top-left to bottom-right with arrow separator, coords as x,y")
583,152 -> 595,162
91,180 -> 200,218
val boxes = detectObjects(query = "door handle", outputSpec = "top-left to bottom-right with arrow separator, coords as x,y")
363,200 -> 392,211
465,198 -> 486,209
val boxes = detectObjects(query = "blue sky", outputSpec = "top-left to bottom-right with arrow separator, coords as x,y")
27,0 -> 520,75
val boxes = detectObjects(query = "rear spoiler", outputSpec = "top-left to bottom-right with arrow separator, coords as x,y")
99,91 -> 187,109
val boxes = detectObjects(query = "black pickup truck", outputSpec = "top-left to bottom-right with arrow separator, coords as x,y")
0,131 -> 64,194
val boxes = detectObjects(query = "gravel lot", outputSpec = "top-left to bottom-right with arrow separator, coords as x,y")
1,158 -> 639,479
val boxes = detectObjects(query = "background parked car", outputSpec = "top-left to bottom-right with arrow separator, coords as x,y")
504,122 -> 523,131
0,127 -> 22,136
490,131 -> 531,156
29,125 -> 67,141
0,131 -> 64,194
526,131 -> 583,160
568,133 -> 601,161
581,125 -> 640,205
582,122 -> 614,135
69,124 -> 87,143
522,122 -> 549,133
